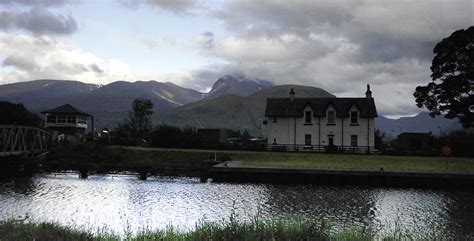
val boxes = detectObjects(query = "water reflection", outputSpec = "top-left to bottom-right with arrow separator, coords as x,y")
0,173 -> 473,237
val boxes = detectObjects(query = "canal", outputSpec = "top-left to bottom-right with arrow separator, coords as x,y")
0,173 -> 473,238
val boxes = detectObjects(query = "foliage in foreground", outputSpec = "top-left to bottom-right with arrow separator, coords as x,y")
0,217 -> 452,241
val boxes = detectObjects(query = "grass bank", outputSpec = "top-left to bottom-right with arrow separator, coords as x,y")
228,152 -> 474,174
47,145 -> 474,174
0,218 -> 448,241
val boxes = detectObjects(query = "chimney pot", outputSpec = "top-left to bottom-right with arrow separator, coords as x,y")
365,84 -> 372,99
290,88 -> 295,100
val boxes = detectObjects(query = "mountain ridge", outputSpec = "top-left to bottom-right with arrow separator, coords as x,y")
0,76 -> 465,135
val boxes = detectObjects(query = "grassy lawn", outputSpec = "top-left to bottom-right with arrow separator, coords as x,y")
50,145 -> 474,174
117,146 -> 474,174
228,152 -> 474,174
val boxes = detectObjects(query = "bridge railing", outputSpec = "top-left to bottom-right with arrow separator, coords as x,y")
0,125 -> 53,157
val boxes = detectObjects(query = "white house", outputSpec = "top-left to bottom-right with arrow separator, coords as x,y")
265,85 -> 378,153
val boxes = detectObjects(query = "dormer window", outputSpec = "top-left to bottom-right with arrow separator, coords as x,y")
327,111 -> 335,125
350,111 -> 358,124
304,111 -> 312,124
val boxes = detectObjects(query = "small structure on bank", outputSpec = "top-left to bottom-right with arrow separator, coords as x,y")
397,132 -> 432,151
264,85 -> 378,153
197,128 -> 228,146
41,104 -> 92,142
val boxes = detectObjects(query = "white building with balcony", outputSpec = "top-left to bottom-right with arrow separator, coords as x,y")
41,104 -> 92,142
265,85 -> 378,152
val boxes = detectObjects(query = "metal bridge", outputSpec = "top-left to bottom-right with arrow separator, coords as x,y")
0,125 -> 52,158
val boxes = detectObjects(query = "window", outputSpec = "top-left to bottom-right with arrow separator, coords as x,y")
57,115 -> 67,123
46,115 -> 56,123
351,135 -> 358,147
272,117 -> 277,123
327,111 -> 335,125
67,115 -> 76,124
78,116 -> 87,124
305,134 -> 312,145
305,111 -> 312,124
350,111 -> 358,124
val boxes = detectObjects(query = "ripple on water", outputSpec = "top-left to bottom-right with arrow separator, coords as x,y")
0,173 -> 473,237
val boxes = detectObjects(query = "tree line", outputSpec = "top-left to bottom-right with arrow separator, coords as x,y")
109,98 -> 252,148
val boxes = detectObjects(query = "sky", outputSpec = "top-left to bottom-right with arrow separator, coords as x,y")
0,0 -> 472,117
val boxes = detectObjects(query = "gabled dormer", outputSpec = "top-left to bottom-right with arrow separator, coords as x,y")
303,101 -> 314,125
325,102 -> 337,126
349,103 -> 361,126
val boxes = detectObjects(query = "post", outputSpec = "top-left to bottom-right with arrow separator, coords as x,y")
91,116 -> 95,143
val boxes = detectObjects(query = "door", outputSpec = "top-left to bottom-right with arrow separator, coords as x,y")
305,134 -> 312,146
328,137 -> 334,146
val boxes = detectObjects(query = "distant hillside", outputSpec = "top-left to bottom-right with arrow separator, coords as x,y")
158,85 -> 335,134
204,74 -> 273,99
376,112 -> 463,137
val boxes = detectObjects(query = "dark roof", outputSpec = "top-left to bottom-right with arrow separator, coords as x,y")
41,104 -> 91,116
265,98 -> 377,118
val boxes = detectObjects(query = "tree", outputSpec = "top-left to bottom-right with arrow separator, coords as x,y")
374,129 -> 386,149
0,102 -> 41,126
127,98 -> 154,142
414,26 -> 474,128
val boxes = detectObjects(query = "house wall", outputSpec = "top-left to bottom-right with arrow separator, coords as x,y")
267,105 -> 375,149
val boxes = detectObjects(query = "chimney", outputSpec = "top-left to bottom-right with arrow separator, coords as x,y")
289,88 -> 295,100
365,84 -> 372,99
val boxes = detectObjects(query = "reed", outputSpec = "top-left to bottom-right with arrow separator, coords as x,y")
0,217 -> 451,241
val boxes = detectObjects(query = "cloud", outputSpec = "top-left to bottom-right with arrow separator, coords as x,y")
119,0 -> 198,15
89,64 -> 104,74
2,54 -> 40,72
195,31 -> 214,49
0,7 -> 78,35
190,0 -> 473,116
136,37 -> 160,49
0,0 -> 79,7
0,33 -> 131,85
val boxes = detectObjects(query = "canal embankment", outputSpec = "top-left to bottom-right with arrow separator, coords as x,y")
2,145 -> 474,187
210,161 -> 474,188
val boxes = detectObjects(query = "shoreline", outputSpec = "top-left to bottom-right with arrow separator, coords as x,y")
210,161 -> 474,188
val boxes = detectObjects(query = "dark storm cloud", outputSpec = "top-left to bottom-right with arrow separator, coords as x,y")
0,7 -> 78,35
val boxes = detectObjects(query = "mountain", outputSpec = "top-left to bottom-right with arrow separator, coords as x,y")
68,80 -> 204,112
0,79 -> 204,112
204,74 -> 273,99
0,79 -> 99,110
158,85 -> 335,134
376,112 -> 463,137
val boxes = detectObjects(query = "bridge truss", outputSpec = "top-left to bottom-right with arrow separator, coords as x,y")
0,125 -> 52,157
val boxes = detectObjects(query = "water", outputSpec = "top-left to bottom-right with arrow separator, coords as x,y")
0,173 -> 473,237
